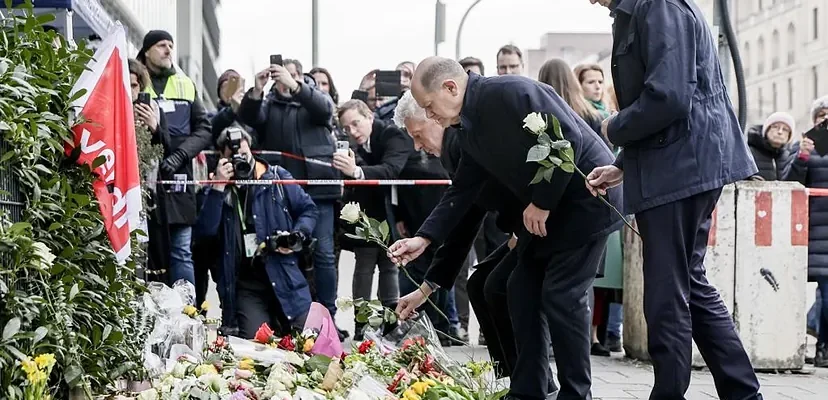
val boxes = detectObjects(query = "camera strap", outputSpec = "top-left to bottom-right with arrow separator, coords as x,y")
232,187 -> 257,258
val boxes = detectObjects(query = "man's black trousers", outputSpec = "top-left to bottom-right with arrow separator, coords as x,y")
508,235 -> 608,400
636,188 -> 762,400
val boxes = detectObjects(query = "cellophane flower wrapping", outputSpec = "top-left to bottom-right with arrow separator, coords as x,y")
140,280 -> 206,378
364,313 -> 477,390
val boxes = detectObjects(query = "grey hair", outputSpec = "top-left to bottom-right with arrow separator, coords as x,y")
812,95 -> 828,122
393,90 -> 428,128
419,57 -> 466,91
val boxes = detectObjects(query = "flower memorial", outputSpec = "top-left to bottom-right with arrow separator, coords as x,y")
522,112 -> 639,236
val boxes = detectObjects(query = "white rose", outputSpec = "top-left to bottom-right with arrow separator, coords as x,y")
522,112 -> 547,134
339,202 -> 361,224
335,296 -> 354,312
32,241 -> 55,268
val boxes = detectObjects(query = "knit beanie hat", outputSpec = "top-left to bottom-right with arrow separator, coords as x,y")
762,112 -> 795,140
138,30 -> 174,61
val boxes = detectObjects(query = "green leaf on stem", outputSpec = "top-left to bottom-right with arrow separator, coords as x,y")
526,144 -> 551,162
548,155 -> 563,166
368,316 -> 383,327
530,167 -> 546,185
551,115 -> 563,139
345,233 -> 366,242
560,162 -> 575,173
538,132 -> 552,145
538,159 -> 554,168
378,220 -> 390,242
2,317 -> 20,341
542,167 -> 556,182
550,140 -> 570,150
562,146 -> 575,161
33,326 -> 48,344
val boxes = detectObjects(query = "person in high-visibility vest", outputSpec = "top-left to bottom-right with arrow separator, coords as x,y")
138,30 -> 213,289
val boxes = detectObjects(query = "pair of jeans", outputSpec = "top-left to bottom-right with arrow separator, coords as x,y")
352,246 -> 399,307
236,275 -> 308,338
607,302 -> 623,338
312,201 -> 338,316
169,225 -> 195,286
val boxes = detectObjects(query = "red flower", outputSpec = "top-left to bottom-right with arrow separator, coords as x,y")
387,368 -> 408,392
254,323 -> 275,344
358,339 -> 375,354
278,335 -> 296,351
214,336 -> 226,349
421,354 -> 435,374
340,351 -> 349,359
402,337 -> 425,350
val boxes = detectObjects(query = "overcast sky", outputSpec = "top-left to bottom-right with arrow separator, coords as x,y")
216,0 -> 613,99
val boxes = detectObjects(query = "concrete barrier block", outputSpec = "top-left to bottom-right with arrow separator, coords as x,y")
733,181 -> 808,370
692,184 -> 737,367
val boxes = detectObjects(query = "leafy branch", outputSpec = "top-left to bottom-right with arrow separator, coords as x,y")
524,113 -> 640,237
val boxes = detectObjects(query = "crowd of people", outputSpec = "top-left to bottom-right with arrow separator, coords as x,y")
126,0 -> 828,396
128,27 -> 628,353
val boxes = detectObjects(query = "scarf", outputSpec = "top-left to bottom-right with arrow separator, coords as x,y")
588,99 -> 611,120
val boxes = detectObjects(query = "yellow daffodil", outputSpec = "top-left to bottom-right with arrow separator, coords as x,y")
20,358 -> 38,380
200,300 -> 209,311
411,381 -> 430,395
302,338 -> 315,353
183,305 -> 198,317
34,354 -> 56,371
238,358 -> 255,371
423,378 -> 438,387
403,388 -> 421,400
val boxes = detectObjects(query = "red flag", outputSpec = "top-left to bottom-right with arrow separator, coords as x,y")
66,23 -> 141,263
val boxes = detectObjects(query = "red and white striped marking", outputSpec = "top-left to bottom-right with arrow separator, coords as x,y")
151,179 -> 453,186
745,190 -> 810,247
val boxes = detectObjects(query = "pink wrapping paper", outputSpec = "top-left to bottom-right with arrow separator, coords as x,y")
303,302 -> 343,358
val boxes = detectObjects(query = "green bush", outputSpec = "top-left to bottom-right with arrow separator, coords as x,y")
0,4 -> 145,398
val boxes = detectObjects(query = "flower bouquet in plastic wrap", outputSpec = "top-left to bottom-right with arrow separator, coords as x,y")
140,280 -> 208,377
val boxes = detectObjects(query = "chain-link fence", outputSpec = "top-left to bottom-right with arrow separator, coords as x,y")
0,138 -> 23,223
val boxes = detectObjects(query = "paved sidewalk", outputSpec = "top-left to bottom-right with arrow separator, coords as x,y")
441,346 -> 828,400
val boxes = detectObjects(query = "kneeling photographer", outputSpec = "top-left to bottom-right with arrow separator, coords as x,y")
195,126 -> 319,338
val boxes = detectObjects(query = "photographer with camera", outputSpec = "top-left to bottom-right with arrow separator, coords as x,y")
195,126 -> 319,338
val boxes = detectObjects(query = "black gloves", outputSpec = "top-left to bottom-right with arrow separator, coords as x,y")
160,149 -> 190,176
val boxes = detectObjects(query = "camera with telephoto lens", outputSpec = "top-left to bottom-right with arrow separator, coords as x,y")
226,127 -> 252,179
265,231 -> 316,254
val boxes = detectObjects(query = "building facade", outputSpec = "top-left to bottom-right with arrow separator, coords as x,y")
525,32 -> 613,80
96,0 -> 222,110
733,0 -> 817,131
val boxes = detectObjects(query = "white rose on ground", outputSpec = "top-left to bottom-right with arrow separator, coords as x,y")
522,112 -> 547,134
335,296 -> 354,312
136,389 -> 159,400
340,202 -> 361,223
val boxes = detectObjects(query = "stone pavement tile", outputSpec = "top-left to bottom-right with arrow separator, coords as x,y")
593,370 -> 654,385
591,384 -> 648,399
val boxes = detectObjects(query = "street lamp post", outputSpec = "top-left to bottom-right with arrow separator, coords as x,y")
312,0 -> 319,67
455,0 -> 484,60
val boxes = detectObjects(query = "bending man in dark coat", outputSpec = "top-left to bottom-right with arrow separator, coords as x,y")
389,57 -> 623,400
585,0 -> 762,399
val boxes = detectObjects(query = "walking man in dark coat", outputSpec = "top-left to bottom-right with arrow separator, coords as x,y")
585,0 -> 763,399
389,56 -> 623,400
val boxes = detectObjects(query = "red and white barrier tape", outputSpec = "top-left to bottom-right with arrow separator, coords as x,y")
151,179 -> 453,186
200,150 -> 333,168
808,188 -> 828,197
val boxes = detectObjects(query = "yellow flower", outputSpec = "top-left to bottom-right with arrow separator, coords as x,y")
29,370 -> 47,385
34,354 -> 56,371
302,338 -> 315,353
411,382 -> 430,395
21,358 -> 38,379
194,363 -> 218,377
200,301 -> 209,311
183,305 -> 198,317
238,358 -> 255,371
403,388 -> 421,400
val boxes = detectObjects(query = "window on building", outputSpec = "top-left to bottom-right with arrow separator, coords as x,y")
814,8 -> 819,40
758,36 -> 765,75
759,87 -> 764,116
773,82 -> 778,110
743,41 -> 751,77
771,30 -> 780,70
788,78 -> 793,110
814,66 -> 819,99
788,23 -> 796,65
